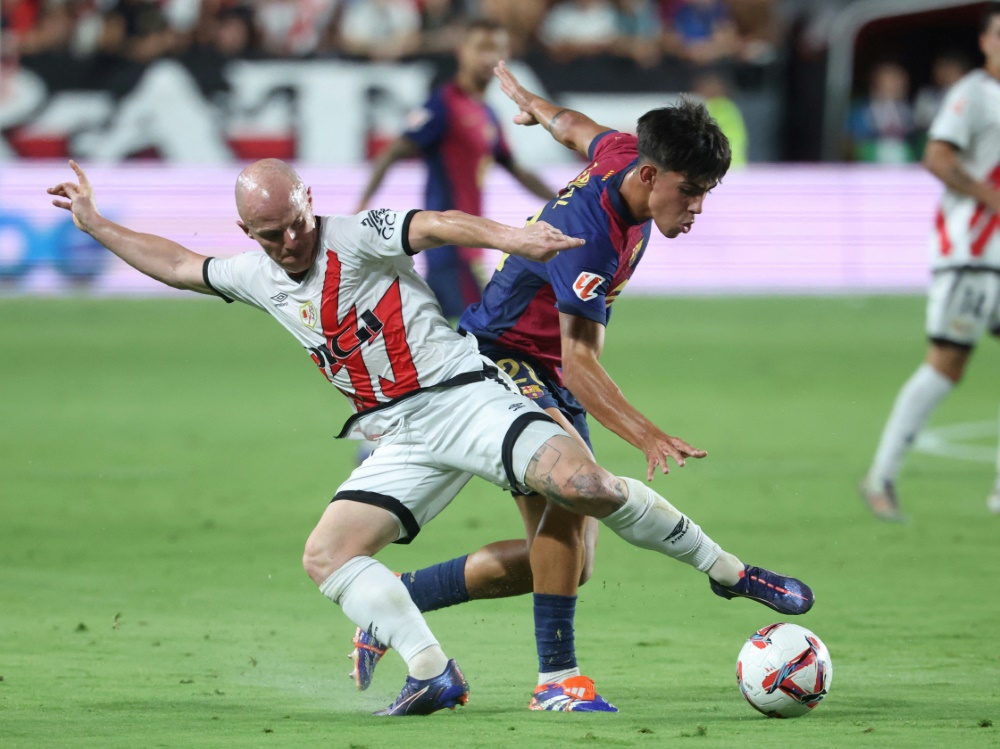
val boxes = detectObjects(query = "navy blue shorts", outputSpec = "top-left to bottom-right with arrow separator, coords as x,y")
479,346 -> 593,455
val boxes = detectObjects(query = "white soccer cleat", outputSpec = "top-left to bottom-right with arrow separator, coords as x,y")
858,476 -> 907,523
987,486 -> 1000,514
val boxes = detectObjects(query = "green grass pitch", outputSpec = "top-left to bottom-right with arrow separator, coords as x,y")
2,296 -> 998,748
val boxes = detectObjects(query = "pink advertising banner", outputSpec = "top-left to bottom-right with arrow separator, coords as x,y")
0,162 -> 940,296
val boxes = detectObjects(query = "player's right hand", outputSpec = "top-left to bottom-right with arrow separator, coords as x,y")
640,428 -> 707,481
508,221 -> 585,262
47,160 -> 101,234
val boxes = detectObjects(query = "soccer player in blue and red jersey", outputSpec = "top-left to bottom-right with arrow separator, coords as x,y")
356,19 -> 553,319
351,63 -> 815,711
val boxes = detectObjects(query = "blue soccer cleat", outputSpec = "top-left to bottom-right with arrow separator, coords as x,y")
348,626 -> 388,691
374,659 -> 469,716
710,565 -> 814,616
528,675 -> 618,712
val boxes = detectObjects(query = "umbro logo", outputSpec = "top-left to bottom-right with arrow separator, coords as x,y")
270,293 -> 289,308
509,403 -> 526,411
663,517 -> 689,543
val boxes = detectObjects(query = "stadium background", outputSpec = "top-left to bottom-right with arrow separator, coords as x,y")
2,1 -> 999,747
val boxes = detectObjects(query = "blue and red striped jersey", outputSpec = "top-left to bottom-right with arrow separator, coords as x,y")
459,130 -> 652,382
403,80 -> 512,220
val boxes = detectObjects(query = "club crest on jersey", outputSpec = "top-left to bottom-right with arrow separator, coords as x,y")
629,239 -> 644,266
520,384 -> 544,399
573,271 -> 607,302
300,301 -> 318,329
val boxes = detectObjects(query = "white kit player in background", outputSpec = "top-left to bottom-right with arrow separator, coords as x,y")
861,2 -> 1000,521
49,157 -> 813,715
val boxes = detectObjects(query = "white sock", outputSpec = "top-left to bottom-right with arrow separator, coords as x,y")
869,363 -> 954,485
601,477 -> 727,575
994,405 -> 1000,491
319,556 -> 447,679
538,666 -> 580,686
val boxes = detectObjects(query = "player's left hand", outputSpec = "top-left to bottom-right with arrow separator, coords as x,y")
641,429 -> 707,481
507,221 -> 585,262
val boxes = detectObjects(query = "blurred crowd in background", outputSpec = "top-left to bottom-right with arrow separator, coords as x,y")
2,0 -> 782,72
0,0 -> 987,161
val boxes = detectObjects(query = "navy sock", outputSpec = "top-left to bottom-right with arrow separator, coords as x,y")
399,555 -> 470,613
534,593 -> 578,674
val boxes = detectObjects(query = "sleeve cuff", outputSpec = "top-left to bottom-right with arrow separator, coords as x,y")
587,130 -> 617,161
401,209 -> 422,256
927,136 -> 966,151
555,299 -> 608,325
202,258 -> 233,303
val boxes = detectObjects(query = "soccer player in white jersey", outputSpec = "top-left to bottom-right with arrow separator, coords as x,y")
48,158 -> 813,715
861,3 -> 1000,521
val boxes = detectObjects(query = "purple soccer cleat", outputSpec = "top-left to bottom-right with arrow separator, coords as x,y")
374,659 -> 470,716
710,564 -> 814,616
348,626 -> 388,691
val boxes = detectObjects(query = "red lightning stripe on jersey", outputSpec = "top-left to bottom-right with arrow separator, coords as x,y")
321,250 -> 377,408
320,250 -> 421,410
936,210 -> 952,256
967,164 -> 1000,257
371,278 -> 420,398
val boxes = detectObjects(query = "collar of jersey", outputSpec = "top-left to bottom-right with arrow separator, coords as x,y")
604,159 -> 642,227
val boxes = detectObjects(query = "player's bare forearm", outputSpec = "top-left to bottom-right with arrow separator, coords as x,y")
47,160 -> 211,293
86,216 -> 212,293
560,312 -> 706,478
495,61 -> 608,158
356,137 -> 419,212
407,210 -> 584,261
924,140 -> 999,208
531,105 -> 602,159
561,333 -> 659,447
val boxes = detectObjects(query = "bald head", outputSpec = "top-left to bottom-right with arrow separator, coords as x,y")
235,158 -> 307,225
235,159 -> 318,275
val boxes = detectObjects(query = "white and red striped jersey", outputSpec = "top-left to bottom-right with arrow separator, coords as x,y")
928,69 -> 1000,270
205,209 -> 485,432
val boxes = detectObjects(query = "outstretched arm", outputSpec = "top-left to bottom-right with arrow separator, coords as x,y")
494,60 -> 611,159
355,136 -> 421,213
559,312 -> 707,480
407,209 -> 584,262
501,159 -> 557,202
47,160 -> 212,294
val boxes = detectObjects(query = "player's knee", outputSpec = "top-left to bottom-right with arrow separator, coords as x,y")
302,531 -> 340,585
927,342 -> 971,383
558,464 -> 626,517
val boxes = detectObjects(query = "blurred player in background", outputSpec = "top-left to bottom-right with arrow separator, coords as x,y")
861,3 -> 1000,521
355,18 -> 554,319
352,63 -> 815,712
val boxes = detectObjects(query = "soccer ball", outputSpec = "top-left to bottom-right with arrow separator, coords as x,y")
736,623 -> 833,718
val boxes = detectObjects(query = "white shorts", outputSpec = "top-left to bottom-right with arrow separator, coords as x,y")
926,269 -> 1000,347
332,374 -> 566,544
